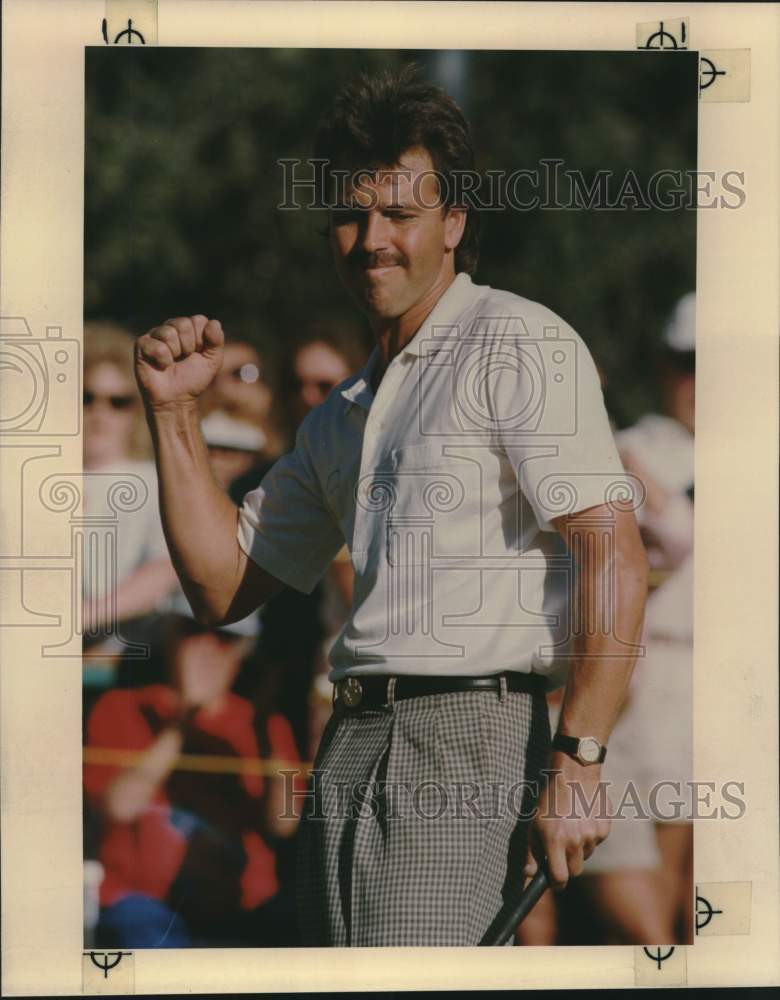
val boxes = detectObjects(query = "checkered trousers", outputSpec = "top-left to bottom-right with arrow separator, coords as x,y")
295,686 -> 551,947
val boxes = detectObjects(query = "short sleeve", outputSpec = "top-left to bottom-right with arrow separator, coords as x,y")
495,320 -> 626,531
237,414 -> 345,594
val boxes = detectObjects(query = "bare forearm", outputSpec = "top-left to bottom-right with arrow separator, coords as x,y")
103,718 -> 191,822
147,403 -> 247,622
556,543 -> 649,743
528,507 -> 648,889
135,316 -> 284,623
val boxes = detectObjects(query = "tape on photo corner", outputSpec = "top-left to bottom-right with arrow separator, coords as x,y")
103,0 -> 158,46
634,944 -> 688,987
699,50 -> 751,103
82,950 -> 135,995
636,18 -> 689,51
695,882 -> 752,936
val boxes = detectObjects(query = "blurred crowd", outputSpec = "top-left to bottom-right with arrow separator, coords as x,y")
82,294 -> 694,948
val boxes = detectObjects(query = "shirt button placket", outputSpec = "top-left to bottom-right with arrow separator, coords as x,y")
354,360 -> 400,556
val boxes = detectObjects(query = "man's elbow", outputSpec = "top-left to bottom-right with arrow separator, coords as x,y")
190,591 -> 265,629
185,556 -> 280,626
192,607 -> 220,628
191,600 -> 236,629
182,591 -> 231,629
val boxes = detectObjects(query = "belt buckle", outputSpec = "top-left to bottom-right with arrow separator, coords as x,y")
336,677 -> 363,709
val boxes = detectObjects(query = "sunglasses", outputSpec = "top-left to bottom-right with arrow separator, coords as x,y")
83,391 -> 136,410
223,363 -> 262,384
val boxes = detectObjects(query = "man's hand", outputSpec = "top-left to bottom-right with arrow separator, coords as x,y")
524,755 -> 611,891
135,314 -> 224,410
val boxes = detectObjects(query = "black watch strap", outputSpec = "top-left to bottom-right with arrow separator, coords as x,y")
551,733 -> 607,764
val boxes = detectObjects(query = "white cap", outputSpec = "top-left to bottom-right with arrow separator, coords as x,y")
663,292 -> 696,353
201,410 -> 266,453
167,587 -> 260,639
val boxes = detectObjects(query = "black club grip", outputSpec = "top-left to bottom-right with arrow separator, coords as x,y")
478,862 -> 550,946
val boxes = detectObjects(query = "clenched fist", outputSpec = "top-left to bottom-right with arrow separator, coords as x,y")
135,315 -> 224,409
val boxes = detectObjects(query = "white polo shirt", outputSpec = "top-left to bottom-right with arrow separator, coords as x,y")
238,273 -> 627,686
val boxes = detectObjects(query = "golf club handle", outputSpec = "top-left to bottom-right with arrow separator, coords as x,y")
479,863 -> 550,946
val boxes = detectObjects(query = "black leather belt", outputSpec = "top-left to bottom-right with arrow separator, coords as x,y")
333,672 -> 547,710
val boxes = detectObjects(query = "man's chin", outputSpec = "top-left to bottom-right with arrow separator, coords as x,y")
350,285 -> 405,320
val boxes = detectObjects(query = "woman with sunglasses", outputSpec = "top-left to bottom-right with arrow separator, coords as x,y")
82,322 -> 179,655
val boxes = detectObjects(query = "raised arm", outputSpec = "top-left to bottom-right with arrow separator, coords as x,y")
135,315 -> 284,625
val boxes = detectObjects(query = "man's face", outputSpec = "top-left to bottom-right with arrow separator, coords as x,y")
328,147 -> 466,322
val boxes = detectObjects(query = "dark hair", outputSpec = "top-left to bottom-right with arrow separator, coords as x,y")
293,320 -> 370,374
313,63 -> 480,275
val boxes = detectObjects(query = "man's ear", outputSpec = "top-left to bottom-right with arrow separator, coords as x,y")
444,206 -> 467,251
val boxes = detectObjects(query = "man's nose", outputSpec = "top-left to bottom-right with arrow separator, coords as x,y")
360,210 -> 392,253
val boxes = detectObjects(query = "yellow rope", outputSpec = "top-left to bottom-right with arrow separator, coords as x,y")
83,746 -> 313,777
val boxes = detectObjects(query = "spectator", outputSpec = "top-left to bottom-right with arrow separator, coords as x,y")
82,322 -> 178,655
578,292 -> 695,944
201,410 -> 268,492
232,329 -> 368,760
84,596 -> 303,948
516,298 -> 695,946
286,324 -> 368,430
619,292 -> 695,569
199,337 -> 284,461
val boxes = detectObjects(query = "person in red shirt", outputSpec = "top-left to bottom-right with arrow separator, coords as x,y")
84,603 -> 303,947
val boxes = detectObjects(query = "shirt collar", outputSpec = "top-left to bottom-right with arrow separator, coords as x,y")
340,272 -> 482,411
399,272 -> 481,357
340,348 -> 381,412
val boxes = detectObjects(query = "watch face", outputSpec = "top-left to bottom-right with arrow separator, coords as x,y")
579,737 -> 601,763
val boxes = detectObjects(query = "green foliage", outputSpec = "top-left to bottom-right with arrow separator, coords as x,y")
85,48 -> 696,425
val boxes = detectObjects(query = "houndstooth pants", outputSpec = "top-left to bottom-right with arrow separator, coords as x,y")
295,685 -> 551,946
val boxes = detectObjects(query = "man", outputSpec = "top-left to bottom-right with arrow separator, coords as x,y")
135,65 -> 648,946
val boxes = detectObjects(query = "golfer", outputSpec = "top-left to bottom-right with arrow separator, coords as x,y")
135,66 -> 649,947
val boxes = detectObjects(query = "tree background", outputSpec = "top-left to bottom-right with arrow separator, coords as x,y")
85,48 -> 697,428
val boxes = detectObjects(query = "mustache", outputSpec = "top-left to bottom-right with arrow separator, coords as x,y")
349,251 -> 408,269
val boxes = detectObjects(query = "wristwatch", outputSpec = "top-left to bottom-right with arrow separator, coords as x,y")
551,733 -> 607,765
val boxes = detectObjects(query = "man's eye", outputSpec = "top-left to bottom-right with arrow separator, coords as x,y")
386,212 -> 413,221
